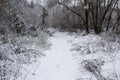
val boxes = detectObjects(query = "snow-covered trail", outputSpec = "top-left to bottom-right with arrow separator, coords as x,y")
24,31 -> 79,80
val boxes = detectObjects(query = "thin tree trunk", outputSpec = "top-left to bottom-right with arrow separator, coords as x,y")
85,9 -> 89,33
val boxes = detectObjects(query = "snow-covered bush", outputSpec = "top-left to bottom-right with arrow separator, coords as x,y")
0,0 -> 45,36
82,59 -> 105,80
0,30 -> 49,80
0,0 -> 50,80
71,33 -> 120,80
71,33 -> 120,56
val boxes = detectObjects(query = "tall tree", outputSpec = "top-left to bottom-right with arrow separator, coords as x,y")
57,0 -> 119,34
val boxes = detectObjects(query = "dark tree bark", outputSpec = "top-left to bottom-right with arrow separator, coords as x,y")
41,7 -> 48,30
57,0 -> 119,34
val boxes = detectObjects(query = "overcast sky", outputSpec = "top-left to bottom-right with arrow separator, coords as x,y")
26,0 -> 46,6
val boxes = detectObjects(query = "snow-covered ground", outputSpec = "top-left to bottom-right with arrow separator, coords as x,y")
17,28 -> 120,80
18,28 -> 80,80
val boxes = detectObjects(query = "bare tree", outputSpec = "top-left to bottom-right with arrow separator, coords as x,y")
41,7 -> 48,30
58,0 -> 119,34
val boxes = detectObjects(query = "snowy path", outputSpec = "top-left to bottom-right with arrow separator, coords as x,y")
23,31 -> 79,80
17,29 -> 120,80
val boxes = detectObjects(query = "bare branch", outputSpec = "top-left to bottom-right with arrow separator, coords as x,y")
58,2 -> 86,24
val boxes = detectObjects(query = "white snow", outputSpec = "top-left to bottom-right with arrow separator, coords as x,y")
17,28 -> 120,80
18,29 -> 80,80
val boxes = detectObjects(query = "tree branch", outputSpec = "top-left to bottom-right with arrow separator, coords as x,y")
58,2 -> 86,24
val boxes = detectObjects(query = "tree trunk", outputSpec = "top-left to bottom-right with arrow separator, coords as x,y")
85,9 -> 89,33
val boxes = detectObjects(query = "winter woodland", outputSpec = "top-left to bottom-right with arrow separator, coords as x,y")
0,0 -> 120,80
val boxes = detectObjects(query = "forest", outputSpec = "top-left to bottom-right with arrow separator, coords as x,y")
0,0 -> 120,80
